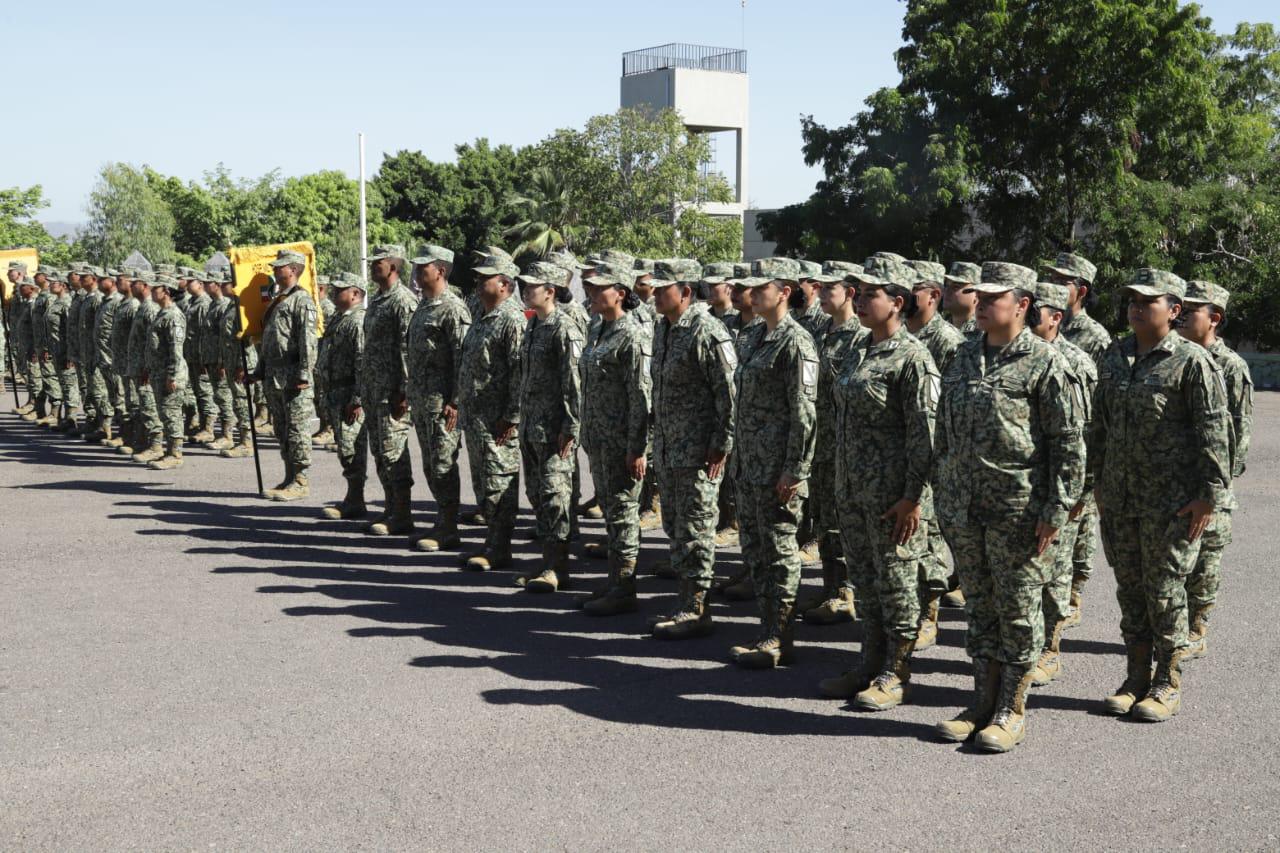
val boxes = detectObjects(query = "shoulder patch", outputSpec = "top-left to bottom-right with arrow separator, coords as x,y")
801,358 -> 818,388
717,339 -> 738,370
571,340 -> 583,360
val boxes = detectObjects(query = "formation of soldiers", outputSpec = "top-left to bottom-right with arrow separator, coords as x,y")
2,243 -> 1253,753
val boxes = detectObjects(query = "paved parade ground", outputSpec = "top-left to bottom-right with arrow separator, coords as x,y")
2,392 -> 1277,850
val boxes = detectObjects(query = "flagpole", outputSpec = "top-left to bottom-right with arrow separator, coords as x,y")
358,133 -> 368,277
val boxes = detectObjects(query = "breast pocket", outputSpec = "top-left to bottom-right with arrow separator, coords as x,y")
1133,377 -> 1170,419
991,376 -> 1029,423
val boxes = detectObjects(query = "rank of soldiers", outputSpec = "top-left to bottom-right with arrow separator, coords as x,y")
3,245 -> 1251,754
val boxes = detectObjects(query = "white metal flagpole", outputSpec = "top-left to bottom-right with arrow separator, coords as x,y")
358,132 -> 368,275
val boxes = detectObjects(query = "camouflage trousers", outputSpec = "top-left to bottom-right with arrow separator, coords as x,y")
812,459 -> 849,592
202,365 -> 231,425
40,358 -> 60,405
75,361 -> 93,417
1186,510 -> 1232,613
135,377 -> 161,440
231,373 -> 250,429
58,362 -> 81,410
314,370 -> 329,430
920,519 -> 952,597
326,401 -> 367,484
89,364 -> 121,419
942,515 -> 1054,666
585,443 -> 642,563
837,492 -> 926,641
150,378 -> 186,442
1042,512 -> 1081,644
24,356 -> 42,397
189,365 -> 215,419
1100,512 -> 1202,654
465,421 -> 520,551
1069,494 -> 1098,580
264,385 -> 313,473
738,483 -> 804,614
520,437 -> 574,543
365,404 -> 413,490
656,464 -> 721,589
122,377 -> 137,417
412,407 -> 462,513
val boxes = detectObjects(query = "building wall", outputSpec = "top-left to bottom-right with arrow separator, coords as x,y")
743,209 -> 776,261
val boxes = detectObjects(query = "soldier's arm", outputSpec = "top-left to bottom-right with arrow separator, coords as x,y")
1230,362 -> 1253,478
502,313 -> 524,426
701,329 -> 736,458
901,358 -> 937,504
1037,358 -> 1085,528
782,339 -> 817,483
446,306 -> 470,410
391,298 -> 413,399
620,331 -> 651,458
168,316 -> 186,381
295,296 -> 317,385
558,325 -> 582,441
1185,355 -> 1233,508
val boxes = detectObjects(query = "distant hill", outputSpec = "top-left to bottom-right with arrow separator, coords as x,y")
41,221 -> 82,240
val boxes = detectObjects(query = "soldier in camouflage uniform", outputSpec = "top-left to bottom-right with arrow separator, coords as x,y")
317,273 -> 369,520
126,275 -> 164,462
12,276 -> 39,417
64,267 -> 90,432
457,251 -> 526,572
1044,252 -> 1113,628
1026,281 -> 1097,687
933,262 -> 1085,752
42,272 -> 81,430
255,250 -> 319,501
105,272 -> 139,449
312,275 -> 337,449
405,247 -> 471,551
647,259 -> 736,638
628,257 -> 664,535
700,262 -> 740,333
728,257 -> 818,669
185,274 -> 218,443
1091,269 -> 1232,724
942,261 -> 982,341
356,245 -> 419,535
84,271 -> 122,442
199,270 -> 235,449
31,270 -> 59,425
1178,280 -> 1252,660
71,268 -> 103,437
815,257 -> 937,710
578,260 -> 652,615
547,251 -> 592,540
145,275 -> 189,470
513,260 -> 583,593
217,276 -> 256,459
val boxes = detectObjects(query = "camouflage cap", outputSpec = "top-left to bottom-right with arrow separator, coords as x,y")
600,249 -> 636,272
822,260 -> 861,281
634,258 -> 657,274
410,245 -> 455,266
908,260 -> 947,286
205,269 -> 226,284
1033,281 -> 1071,311
548,250 -> 586,273
700,261 -> 736,284
1124,268 -> 1186,299
69,261 -> 89,273
653,258 -> 702,286
966,261 -> 1038,294
367,244 -> 406,263
46,270 -> 64,283
943,261 -> 982,286
122,266 -> 141,278
1043,251 -> 1097,284
270,250 -> 307,268
851,255 -> 917,288
581,253 -> 606,271
517,260 -> 571,287
584,260 -> 636,290
155,263 -> 177,275
135,271 -> 157,285
180,266 -> 200,279
7,260 -> 28,273
36,264 -> 57,277
1184,279 -> 1230,310
154,274 -> 181,292
798,259 -> 842,283
81,265 -> 102,278
473,251 -> 520,279
331,271 -> 368,294
316,273 -> 331,286
736,276 -> 773,289
752,256 -> 802,283
17,275 -> 36,288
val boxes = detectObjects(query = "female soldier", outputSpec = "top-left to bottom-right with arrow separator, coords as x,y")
1092,269 -> 1230,721
816,257 -> 936,709
578,260 -> 651,616
515,261 -> 583,594
933,262 -> 1085,752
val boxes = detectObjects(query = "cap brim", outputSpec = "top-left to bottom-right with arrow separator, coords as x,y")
583,274 -> 622,287
1122,284 -> 1165,298
943,275 -> 976,286
516,275 -> 548,286
965,283 -> 1015,294
1043,264 -> 1092,283
648,278 -> 678,288
739,277 -> 772,288
473,266 -> 504,276
844,271 -> 886,286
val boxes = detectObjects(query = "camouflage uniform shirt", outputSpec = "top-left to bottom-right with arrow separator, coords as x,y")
405,289 -> 470,415
651,302 -> 735,469
731,313 -> 817,488
357,281 -> 418,407
580,311 -> 650,458
457,296 -> 524,429
519,308 -> 583,445
260,286 -> 317,391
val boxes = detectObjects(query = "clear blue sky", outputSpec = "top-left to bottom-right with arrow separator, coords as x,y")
2,0 -> 1275,224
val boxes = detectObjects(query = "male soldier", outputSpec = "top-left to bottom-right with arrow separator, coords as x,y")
12,274 -> 39,417
127,274 -> 164,462
794,260 -> 830,341
905,258 -> 967,646
43,271 -> 82,431
217,274 -> 256,459
312,274 -> 336,449
1027,281 -> 1096,686
729,257 -> 818,668
1179,280 -> 1252,659
1043,252 -> 1112,628
405,246 -> 470,551
145,274 -> 189,470
627,256 -> 662,534
942,260 -> 982,341
199,270 -> 234,449
76,267 -> 108,437
30,268 -> 58,423
257,250 -> 318,500
84,271 -> 122,442
355,244 -> 418,534
700,262 -> 740,333
66,266 -> 92,431
2,262 -> 20,381
105,270 -> 139,448
647,258 -> 736,639
318,273 -> 369,520
457,251 -> 525,571
185,274 -> 217,443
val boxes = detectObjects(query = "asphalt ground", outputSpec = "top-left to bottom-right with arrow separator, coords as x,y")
2,386 -> 1278,850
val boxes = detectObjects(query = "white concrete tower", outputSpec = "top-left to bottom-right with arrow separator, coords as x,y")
620,43 -> 749,222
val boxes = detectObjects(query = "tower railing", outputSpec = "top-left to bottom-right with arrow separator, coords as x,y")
622,43 -> 748,77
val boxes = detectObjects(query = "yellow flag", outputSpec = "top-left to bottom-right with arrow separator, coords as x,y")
227,242 -> 323,339
0,247 -> 40,307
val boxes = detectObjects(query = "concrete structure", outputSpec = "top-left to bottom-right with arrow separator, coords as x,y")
621,44 -> 749,222
742,209 -> 777,261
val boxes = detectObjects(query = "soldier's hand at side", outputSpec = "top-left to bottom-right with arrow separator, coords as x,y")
345,403 -> 362,425
1034,521 -> 1059,556
165,379 -> 176,394
627,452 -> 646,480
881,499 -> 921,546
558,434 -> 575,459
235,368 -> 246,383
494,419 -> 516,446
295,380 -> 309,391
705,449 -> 726,480
391,392 -> 408,419
1177,499 -> 1214,541
141,371 -> 149,384
443,403 -> 458,432
774,472 -> 800,504
216,367 -> 226,379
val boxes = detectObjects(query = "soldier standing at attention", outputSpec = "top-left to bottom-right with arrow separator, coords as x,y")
405,246 -> 471,552
186,274 -> 218,444
933,262 -> 1084,752
200,271 -> 234,450
318,273 -> 369,520
311,275 -> 337,450
43,271 -> 81,431
257,250 -> 318,501
12,276 -> 39,417
513,260 -> 583,593
1092,269 -> 1231,722
31,269 -> 58,426
127,275 -> 164,462
105,271 -> 139,449
65,266 -> 90,433
72,268 -> 103,437
729,257 -> 818,669
217,276 -> 256,459
456,251 -> 525,572
942,261 -> 982,341
144,274 -> 189,470
1044,252 -> 1112,629
578,260 -> 651,615
647,258 -> 736,639
85,271 -> 122,443
1178,281 -> 1252,660
793,261 -> 830,341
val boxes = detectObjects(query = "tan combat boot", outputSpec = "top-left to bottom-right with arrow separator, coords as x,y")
732,603 -> 796,669
936,657 -> 1001,742
713,521 -> 739,548
416,505 -> 461,552
270,471 -> 310,502
638,493 -> 662,531
1062,572 -> 1087,629
322,480 -> 367,520
721,568 -> 755,602
915,594 -> 942,650
652,580 -> 713,640
817,627 -> 886,699
582,558 -> 638,615
976,663 -> 1035,752
15,401 -> 34,415
1031,619 -> 1068,686
580,555 -> 619,609
804,586 -> 855,625
220,430 -> 254,458
581,540 -> 609,560
132,437 -> 165,464
577,498 -> 603,520
460,509 -> 488,526
1185,604 -> 1213,660
854,636 -> 915,711
368,485 -> 415,536
117,420 -> 141,455
207,420 -> 235,451
1104,640 -> 1154,716
1131,649 -> 1184,722
148,438 -> 184,470
191,415 -> 215,444
526,541 -> 572,593
652,555 -> 679,580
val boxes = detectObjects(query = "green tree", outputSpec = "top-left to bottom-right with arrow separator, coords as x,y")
503,166 -> 586,258
81,163 -> 176,266
0,185 -> 78,267
261,170 -> 403,275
